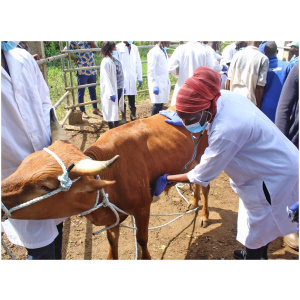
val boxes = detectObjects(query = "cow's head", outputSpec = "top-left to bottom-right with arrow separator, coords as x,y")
1,109 -> 119,220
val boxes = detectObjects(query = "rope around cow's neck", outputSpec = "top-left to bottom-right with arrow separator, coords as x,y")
1,148 -> 81,222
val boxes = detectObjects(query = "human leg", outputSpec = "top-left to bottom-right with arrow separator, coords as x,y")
128,95 -> 136,120
27,223 -> 64,260
151,103 -> 163,116
234,243 -> 269,260
77,74 -> 88,113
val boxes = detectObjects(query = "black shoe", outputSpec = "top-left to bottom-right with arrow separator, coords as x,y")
234,249 -> 246,260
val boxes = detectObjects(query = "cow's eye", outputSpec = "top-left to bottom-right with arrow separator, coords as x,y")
41,185 -> 54,192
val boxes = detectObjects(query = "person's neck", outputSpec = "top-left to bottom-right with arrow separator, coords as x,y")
1,51 -> 6,68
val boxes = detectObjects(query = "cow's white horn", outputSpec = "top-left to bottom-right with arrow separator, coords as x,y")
71,155 -> 120,175
50,108 -> 68,142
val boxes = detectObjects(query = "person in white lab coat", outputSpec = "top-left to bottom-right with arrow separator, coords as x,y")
152,66 -> 298,260
147,41 -> 171,115
100,41 -> 124,129
1,42 -> 65,259
114,41 -> 142,122
168,41 -> 216,106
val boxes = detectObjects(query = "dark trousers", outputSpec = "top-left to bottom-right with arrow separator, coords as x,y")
124,95 -> 136,110
245,243 -> 269,260
77,74 -> 97,112
27,223 -> 64,260
151,103 -> 163,116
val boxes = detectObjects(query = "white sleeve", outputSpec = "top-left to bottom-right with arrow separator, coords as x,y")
136,48 -> 142,81
168,47 -> 180,77
187,133 -> 240,187
101,61 -> 115,97
147,50 -> 157,87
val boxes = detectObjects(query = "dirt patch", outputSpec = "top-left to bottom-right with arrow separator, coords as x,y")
1,101 -> 298,260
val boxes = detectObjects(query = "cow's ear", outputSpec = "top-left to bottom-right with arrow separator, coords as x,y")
72,177 -> 116,193
70,155 -> 120,176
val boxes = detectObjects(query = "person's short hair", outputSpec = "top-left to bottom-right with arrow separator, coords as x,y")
100,41 -> 116,57
264,42 -> 277,57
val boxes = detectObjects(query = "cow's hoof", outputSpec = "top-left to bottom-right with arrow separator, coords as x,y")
199,219 -> 209,228
187,203 -> 198,210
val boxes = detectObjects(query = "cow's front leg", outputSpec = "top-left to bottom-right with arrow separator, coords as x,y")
106,225 -> 120,259
134,208 -> 151,260
189,183 -> 201,207
199,184 -> 210,228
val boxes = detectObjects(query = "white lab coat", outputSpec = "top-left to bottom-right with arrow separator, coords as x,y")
168,41 -> 217,105
187,90 -> 298,249
100,57 -> 124,122
147,45 -> 170,104
114,42 -> 142,96
1,48 -> 64,249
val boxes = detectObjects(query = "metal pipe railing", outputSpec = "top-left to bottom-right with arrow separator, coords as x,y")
36,53 -> 68,65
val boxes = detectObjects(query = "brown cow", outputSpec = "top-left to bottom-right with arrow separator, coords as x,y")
1,107 -> 210,259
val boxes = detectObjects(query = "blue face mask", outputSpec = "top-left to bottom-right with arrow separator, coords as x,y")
127,41 -> 133,44
111,50 -> 117,55
216,49 -> 219,54
162,46 -> 168,51
1,41 -> 19,51
185,122 -> 208,133
183,111 -> 211,133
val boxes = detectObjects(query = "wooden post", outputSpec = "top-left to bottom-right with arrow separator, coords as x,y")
27,41 -> 48,84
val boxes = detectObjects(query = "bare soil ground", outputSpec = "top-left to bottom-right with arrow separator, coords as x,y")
1,101 -> 298,260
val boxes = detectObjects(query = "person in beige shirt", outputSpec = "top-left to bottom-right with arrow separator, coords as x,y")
225,41 -> 269,108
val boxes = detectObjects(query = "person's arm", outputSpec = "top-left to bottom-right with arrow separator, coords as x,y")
275,63 -> 299,136
147,50 -> 157,88
136,46 -> 142,82
166,173 -> 189,183
224,78 -> 230,90
256,57 -> 269,108
168,47 -> 180,77
255,85 -> 265,109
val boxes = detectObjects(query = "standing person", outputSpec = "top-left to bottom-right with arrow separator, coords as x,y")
100,41 -> 124,129
114,41 -> 142,122
152,66 -> 298,259
275,62 -> 299,250
1,41 -> 64,260
226,41 -> 269,108
147,41 -> 171,115
168,41 -> 216,106
69,41 -> 102,119
260,42 -> 291,122
221,41 -> 246,66
17,41 -> 40,60
275,62 -> 299,147
287,41 -> 299,68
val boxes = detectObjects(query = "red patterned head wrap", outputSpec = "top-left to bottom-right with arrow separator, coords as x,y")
176,66 -> 221,121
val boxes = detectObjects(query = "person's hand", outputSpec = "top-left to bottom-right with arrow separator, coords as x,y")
288,201 -> 299,232
159,110 -> 184,126
138,80 -> 142,88
153,86 -> 159,95
222,65 -> 228,72
110,95 -> 116,102
151,174 -> 170,197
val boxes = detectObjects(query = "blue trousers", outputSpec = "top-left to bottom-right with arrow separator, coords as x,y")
151,103 -> 163,116
77,74 -> 97,112
26,223 -> 63,260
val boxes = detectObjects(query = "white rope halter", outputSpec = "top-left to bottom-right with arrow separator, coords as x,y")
1,148 -> 80,222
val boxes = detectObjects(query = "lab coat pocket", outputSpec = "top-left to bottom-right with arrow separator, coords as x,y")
236,184 -> 267,216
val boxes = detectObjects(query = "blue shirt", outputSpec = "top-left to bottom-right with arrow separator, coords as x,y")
69,41 -> 96,76
289,55 -> 299,68
261,56 -> 291,122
